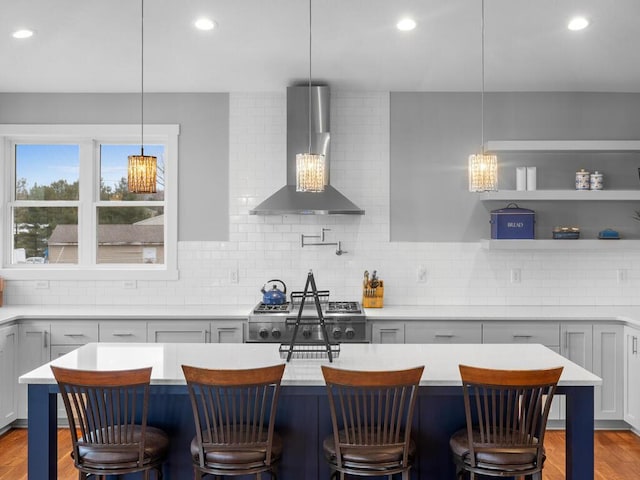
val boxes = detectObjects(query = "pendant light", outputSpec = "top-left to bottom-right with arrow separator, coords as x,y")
128,0 -> 157,194
296,0 -> 326,192
468,0 -> 498,192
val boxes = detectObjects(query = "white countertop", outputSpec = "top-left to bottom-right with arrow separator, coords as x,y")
2,304 -> 640,328
19,342 -> 602,387
364,305 -> 640,327
0,304 -> 254,325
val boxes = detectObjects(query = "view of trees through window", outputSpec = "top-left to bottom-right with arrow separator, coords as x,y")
13,143 -> 165,265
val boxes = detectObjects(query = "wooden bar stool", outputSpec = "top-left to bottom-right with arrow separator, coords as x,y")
450,364 -> 563,480
182,363 -> 286,479
321,365 -> 424,480
51,365 -> 169,480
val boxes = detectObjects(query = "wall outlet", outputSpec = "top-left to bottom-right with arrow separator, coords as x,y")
416,265 -> 427,283
122,280 -> 137,289
617,268 -> 628,284
510,268 -> 521,284
35,280 -> 49,289
229,268 -> 239,284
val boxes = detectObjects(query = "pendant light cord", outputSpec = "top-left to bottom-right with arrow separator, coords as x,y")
140,0 -> 145,156
480,0 -> 485,154
307,0 -> 312,154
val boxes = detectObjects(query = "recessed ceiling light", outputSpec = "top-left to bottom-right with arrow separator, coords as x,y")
12,29 -> 34,39
568,16 -> 589,31
396,18 -> 417,32
194,18 -> 216,31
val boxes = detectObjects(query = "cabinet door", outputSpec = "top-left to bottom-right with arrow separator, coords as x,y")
371,322 -> 405,344
211,321 -> 244,343
593,324 -> 623,421
17,322 -> 50,419
99,321 -> 147,342
405,321 -> 481,344
148,321 -> 209,343
560,324 -> 593,371
624,326 -> 640,430
0,325 -> 18,429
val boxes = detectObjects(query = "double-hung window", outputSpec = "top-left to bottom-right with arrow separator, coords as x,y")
0,124 -> 178,280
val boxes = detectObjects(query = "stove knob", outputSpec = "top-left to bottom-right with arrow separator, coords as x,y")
345,327 -> 355,340
271,328 -> 281,339
302,327 -> 312,339
259,328 -> 269,339
332,327 -> 342,340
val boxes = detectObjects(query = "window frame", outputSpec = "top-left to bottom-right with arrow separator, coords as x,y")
0,124 -> 179,280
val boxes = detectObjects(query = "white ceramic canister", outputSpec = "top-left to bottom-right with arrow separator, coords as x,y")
590,171 -> 603,190
575,169 -> 590,190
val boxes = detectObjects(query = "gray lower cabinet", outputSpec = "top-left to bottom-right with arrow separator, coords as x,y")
0,324 -> 18,430
17,322 -> 50,419
483,322 -> 560,346
624,325 -> 640,431
593,324 -> 624,421
99,321 -> 147,342
211,321 -> 244,343
147,321 -> 210,343
405,321 -> 481,343
371,322 -> 405,344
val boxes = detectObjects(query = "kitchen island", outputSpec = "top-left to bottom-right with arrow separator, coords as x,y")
20,342 -> 601,480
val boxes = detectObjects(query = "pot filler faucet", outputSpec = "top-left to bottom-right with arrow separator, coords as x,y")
301,228 -> 345,255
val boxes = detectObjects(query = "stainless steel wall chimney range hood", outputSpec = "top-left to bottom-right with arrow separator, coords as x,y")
250,85 -> 365,215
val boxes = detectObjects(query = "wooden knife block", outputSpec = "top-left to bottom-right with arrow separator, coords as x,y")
362,280 -> 384,308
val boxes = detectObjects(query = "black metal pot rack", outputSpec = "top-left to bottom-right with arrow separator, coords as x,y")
280,270 -> 338,362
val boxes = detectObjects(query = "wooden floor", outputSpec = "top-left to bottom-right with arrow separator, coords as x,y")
0,428 -> 639,479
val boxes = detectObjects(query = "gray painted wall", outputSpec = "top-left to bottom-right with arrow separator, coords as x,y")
0,93 -> 229,241
391,92 -> 640,241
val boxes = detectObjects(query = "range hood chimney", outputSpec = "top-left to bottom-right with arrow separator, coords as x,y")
250,85 -> 364,215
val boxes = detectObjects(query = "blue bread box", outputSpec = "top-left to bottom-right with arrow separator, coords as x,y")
490,203 -> 535,239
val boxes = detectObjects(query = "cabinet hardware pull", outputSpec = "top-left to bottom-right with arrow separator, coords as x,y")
435,334 -> 454,338
634,336 -> 638,355
44,331 -> 48,348
64,333 -> 84,337
513,334 -> 533,338
112,332 -> 134,336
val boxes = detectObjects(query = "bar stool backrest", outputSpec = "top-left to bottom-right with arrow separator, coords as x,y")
51,366 -> 152,471
182,363 -> 286,470
458,364 -> 563,471
321,365 -> 424,471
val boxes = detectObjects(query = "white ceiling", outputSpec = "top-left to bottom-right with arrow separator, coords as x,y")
2,0 -> 639,93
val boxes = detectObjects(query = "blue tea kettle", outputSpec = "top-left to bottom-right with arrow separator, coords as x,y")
261,279 -> 287,305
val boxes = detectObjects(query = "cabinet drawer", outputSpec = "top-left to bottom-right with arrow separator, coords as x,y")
99,321 -> 147,343
405,321 -> 482,344
147,321 -> 209,343
483,322 -> 559,347
50,322 -> 99,345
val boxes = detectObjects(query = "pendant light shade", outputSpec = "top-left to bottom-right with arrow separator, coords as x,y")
296,153 -> 326,192
468,0 -> 497,192
468,153 -> 498,192
295,0 -> 326,193
128,151 -> 157,193
128,0 -> 157,194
